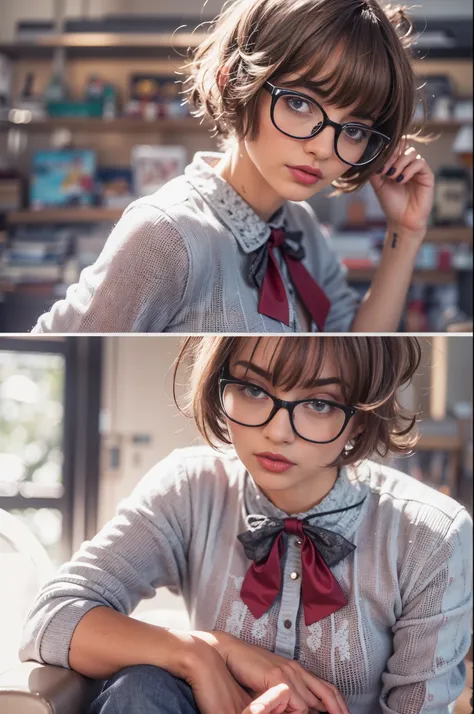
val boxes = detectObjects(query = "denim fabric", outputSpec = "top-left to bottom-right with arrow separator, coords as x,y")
89,665 -> 198,714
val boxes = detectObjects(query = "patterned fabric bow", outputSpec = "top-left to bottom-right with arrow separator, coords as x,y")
248,227 -> 331,330
237,514 -> 356,626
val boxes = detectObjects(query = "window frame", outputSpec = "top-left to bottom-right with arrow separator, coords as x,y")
0,336 -> 102,559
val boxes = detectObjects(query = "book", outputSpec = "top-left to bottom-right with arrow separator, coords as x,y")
132,145 -> 187,197
31,149 -> 96,209
96,167 -> 134,208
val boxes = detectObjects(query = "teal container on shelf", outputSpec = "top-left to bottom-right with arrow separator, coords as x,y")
47,100 -> 103,118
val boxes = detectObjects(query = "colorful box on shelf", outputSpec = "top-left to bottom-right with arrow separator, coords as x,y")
30,149 -> 96,209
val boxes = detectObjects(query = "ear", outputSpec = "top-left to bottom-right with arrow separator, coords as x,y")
217,64 -> 231,90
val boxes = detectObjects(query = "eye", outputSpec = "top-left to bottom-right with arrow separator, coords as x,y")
344,125 -> 370,142
286,96 -> 312,114
304,399 -> 335,415
237,384 -> 267,400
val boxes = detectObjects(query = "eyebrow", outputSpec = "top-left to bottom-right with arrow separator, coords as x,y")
280,78 -> 376,122
234,360 -> 344,389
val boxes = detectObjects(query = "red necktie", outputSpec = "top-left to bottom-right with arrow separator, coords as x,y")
258,228 -> 331,331
240,517 -> 349,626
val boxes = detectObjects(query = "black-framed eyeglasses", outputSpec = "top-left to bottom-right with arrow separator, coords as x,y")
219,368 -> 356,444
263,81 -> 391,167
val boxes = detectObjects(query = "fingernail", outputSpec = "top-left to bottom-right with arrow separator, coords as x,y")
396,174 -> 404,182
376,168 -> 384,174
386,167 -> 396,176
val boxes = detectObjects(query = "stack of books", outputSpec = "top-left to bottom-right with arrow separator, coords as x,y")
1,227 -> 70,286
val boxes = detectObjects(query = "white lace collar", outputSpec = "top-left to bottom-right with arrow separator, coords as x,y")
243,461 -> 371,535
184,151 -> 286,254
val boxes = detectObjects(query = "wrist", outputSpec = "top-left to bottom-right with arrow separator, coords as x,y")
386,223 -> 427,245
164,629 -> 216,680
190,629 -> 234,662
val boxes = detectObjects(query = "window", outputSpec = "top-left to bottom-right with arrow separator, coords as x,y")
0,337 -> 101,564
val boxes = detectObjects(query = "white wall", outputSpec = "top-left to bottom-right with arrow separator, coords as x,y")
447,335 -> 473,410
98,336 -> 201,528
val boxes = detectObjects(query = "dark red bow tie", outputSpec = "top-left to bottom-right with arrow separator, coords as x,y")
258,228 -> 331,330
238,513 -> 359,626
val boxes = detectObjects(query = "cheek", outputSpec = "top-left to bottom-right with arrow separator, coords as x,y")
246,101 -> 288,160
226,421 -> 251,448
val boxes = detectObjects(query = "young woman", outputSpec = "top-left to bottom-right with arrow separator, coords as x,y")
32,0 -> 434,333
20,337 -> 472,713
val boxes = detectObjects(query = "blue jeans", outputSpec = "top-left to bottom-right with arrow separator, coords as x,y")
89,665 -> 199,714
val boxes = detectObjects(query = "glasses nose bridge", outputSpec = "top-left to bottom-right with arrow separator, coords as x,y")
269,397 -> 296,433
268,397 -> 296,429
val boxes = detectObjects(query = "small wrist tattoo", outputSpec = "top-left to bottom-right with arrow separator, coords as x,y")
391,232 -> 398,248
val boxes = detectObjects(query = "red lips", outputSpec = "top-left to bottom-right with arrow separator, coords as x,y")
289,165 -> 323,179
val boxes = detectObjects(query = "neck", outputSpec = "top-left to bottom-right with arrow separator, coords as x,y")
214,141 -> 285,222
259,466 -> 340,515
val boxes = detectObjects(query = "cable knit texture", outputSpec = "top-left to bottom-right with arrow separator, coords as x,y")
31,153 -> 360,333
20,446 -> 472,713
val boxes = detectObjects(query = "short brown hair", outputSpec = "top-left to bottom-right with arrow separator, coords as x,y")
185,0 -> 425,194
174,336 -> 421,466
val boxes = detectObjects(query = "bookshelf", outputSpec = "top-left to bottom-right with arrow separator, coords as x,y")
6,207 -> 123,225
348,268 -> 457,285
0,117 -> 210,134
0,33 -> 208,59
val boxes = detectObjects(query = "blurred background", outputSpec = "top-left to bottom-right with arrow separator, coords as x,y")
0,0 -> 472,332
0,334 -> 472,711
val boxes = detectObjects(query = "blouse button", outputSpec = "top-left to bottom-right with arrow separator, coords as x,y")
284,619 -> 292,629
290,572 -> 300,580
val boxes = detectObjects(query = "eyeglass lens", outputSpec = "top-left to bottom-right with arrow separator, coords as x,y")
273,94 -> 384,164
222,382 -> 347,442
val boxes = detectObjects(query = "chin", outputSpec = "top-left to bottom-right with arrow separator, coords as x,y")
278,180 -> 326,202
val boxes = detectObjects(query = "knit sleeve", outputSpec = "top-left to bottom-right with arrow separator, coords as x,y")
31,203 -> 189,333
380,508 -> 473,713
19,452 -> 192,669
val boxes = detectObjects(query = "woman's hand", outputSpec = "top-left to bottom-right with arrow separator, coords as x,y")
242,683 -> 292,714
181,635 -> 252,714
194,631 -> 350,714
370,138 -> 435,240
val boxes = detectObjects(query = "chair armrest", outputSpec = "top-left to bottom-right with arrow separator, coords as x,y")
0,661 -> 101,714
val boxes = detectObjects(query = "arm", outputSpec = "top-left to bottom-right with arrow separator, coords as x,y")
352,138 -> 435,332
351,223 -> 421,332
31,203 -> 189,333
380,508 -> 473,713
19,452 -> 192,669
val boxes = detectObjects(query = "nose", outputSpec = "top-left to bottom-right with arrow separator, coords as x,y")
262,407 -> 295,444
303,124 -> 336,161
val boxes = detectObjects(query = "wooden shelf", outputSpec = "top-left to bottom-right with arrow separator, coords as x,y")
0,282 -> 16,293
347,268 -> 457,285
0,32 -> 207,59
413,119 -> 473,132
425,226 -> 473,244
0,117 -> 209,133
7,207 -> 123,225
418,433 -> 463,451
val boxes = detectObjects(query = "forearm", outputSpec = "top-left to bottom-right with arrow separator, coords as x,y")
69,606 -> 202,680
351,225 -> 422,332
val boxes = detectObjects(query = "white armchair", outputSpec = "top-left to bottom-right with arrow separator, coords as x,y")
0,509 -> 98,713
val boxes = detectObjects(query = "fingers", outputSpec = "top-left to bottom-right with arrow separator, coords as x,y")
283,665 -> 325,710
267,664 -> 311,712
374,138 -> 432,186
242,683 -> 291,714
300,669 -> 350,714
